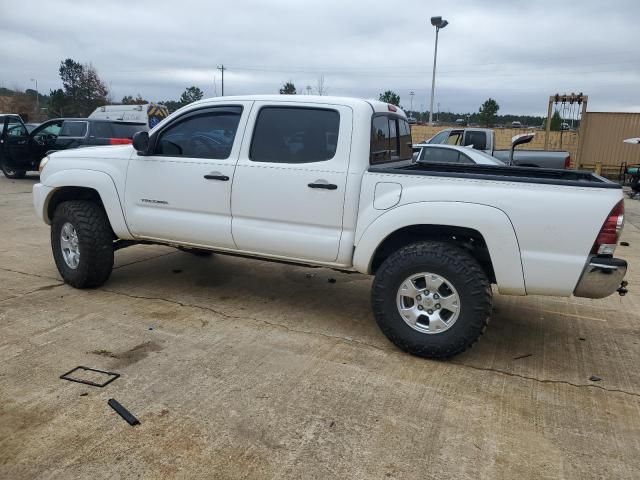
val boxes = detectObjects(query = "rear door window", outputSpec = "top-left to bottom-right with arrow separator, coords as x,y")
4,117 -> 27,137
250,107 -> 340,163
59,121 -> 88,137
90,122 -> 112,138
111,123 -> 146,139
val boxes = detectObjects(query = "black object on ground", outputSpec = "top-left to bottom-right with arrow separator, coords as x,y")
513,353 -> 532,360
108,398 -> 141,426
589,375 -> 602,382
620,242 -> 630,247
60,366 -> 120,387
328,278 -> 336,283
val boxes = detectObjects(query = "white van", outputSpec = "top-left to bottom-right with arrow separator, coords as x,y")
89,104 -> 169,129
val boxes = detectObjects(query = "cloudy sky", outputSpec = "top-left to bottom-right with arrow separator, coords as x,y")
1,0 -> 639,115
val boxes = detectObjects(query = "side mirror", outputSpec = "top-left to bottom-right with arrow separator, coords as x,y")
132,131 -> 149,154
509,133 -> 535,166
511,133 -> 535,148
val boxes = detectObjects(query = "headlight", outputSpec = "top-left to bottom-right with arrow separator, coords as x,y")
38,156 -> 50,173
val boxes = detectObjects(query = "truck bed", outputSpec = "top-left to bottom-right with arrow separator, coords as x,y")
369,162 -> 620,189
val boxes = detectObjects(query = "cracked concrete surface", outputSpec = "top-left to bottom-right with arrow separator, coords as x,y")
1,174 -> 640,479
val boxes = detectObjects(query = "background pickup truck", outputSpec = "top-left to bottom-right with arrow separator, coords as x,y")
425,127 -> 571,169
33,95 -> 627,359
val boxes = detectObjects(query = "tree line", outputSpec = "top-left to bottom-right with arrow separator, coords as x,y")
3,58 -> 206,120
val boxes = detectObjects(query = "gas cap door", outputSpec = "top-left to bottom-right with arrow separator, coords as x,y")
373,182 -> 402,210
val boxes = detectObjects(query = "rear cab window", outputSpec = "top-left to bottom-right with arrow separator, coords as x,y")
370,114 -> 412,164
463,131 -> 488,150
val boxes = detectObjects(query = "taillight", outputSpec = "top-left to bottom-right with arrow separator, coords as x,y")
109,138 -> 132,145
564,155 -> 571,169
592,200 -> 624,255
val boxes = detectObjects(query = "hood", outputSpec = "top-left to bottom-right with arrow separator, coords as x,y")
49,144 -> 134,160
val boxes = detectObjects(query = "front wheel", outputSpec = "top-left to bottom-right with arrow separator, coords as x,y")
51,201 -> 115,288
1,161 -> 27,179
372,241 -> 492,359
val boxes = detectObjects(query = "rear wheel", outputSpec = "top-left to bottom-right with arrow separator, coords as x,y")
1,161 -> 27,179
372,241 -> 492,359
51,201 -> 115,288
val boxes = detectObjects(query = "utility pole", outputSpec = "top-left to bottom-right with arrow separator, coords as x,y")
30,78 -> 38,119
409,91 -> 415,115
217,65 -> 226,96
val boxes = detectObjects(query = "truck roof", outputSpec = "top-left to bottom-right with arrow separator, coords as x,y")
186,95 -> 406,117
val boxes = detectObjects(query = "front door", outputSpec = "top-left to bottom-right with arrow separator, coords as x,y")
124,103 -> 251,249
231,102 -> 352,263
28,119 -> 64,163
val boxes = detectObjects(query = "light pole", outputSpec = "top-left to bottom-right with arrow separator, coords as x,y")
428,16 -> 448,126
409,91 -> 415,116
30,78 -> 39,119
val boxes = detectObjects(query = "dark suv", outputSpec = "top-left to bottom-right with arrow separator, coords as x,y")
0,115 -> 147,178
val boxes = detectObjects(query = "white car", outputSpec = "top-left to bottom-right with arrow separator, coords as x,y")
412,144 -> 505,165
33,95 -> 627,359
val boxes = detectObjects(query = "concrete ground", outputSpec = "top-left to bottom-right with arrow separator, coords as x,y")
1,173 -> 640,480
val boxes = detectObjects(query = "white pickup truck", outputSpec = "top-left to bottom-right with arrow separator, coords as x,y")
33,95 -> 628,359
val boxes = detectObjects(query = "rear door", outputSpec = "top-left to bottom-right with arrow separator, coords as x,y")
0,116 -> 31,169
53,120 -> 89,150
231,102 -> 352,262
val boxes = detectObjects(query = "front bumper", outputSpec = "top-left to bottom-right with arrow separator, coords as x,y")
573,256 -> 627,299
33,183 -> 54,225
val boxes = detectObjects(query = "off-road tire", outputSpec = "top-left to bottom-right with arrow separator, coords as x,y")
178,246 -> 214,257
372,241 -> 492,359
1,162 -> 27,179
51,201 -> 115,288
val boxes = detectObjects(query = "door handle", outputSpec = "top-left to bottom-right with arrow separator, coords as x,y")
308,181 -> 338,190
204,173 -> 229,181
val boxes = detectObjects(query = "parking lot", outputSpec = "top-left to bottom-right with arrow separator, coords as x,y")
1,173 -> 640,479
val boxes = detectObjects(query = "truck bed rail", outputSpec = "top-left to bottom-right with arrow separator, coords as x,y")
369,162 -> 621,189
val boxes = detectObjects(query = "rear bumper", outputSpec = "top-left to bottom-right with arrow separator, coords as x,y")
573,256 -> 627,299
